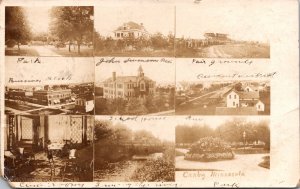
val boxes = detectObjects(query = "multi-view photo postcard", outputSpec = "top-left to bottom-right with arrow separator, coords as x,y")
1,0 -> 299,188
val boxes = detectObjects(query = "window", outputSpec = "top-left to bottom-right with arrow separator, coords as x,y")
117,33 -> 120,37
233,102 -> 235,106
258,105 -> 260,109
121,33 -> 123,37
234,95 -> 236,99
140,83 -> 145,90
229,95 -> 231,99
117,84 -> 123,88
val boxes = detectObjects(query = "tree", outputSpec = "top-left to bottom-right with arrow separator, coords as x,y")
94,120 -> 113,141
50,6 -> 93,54
127,98 -> 148,115
151,32 -> 168,50
145,95 -> 158,113
5,7 -> 32,50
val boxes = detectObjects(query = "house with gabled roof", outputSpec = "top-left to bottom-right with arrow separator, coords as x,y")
103,65 -> 156,99
113,21 -> 149,40
224,88 -> 265,112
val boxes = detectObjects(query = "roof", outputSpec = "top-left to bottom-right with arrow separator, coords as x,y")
115,21 -> 145,31
238,91 -> 259,99
104,76 -> 152,83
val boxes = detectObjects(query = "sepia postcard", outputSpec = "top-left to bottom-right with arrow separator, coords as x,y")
0,0 -> 299,188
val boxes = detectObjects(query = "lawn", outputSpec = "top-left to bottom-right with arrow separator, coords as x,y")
48,46 -> 93,57
5,46 -> 39,56
213,43 -> 270,58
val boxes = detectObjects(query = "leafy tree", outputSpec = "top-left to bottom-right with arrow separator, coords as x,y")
145,95 -> 158,113
151,32 -> 168,50
50,6 -> 93,54
5,7 -> 32,49
94,120 -> 113,141
127,98 -> 148,115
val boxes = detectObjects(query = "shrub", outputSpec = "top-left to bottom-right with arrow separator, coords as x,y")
6,39 -> 17,48
185,137 -> 234,161
131,157 -> 175,182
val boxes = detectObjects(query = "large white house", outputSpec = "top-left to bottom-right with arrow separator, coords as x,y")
113,22 -> 149,40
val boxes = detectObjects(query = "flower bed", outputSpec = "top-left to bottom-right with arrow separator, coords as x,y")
184,137 -> 234,162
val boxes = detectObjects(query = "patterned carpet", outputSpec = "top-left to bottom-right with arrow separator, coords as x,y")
7,152 -> 72,182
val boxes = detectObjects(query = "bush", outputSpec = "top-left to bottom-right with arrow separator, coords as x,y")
6,39 -> 17,48
185,137 -> 234,161
131,157 -> 175,182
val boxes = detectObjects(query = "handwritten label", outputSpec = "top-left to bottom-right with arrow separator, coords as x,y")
8,78 -> 41,83
197,72 -> 277,79
96,57 -> 173,66
17,57 -> 41,64
192,59 -> 253,67
108,116 -> 168,122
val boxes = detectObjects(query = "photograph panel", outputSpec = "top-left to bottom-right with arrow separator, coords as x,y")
175,116 -> 270,182
93,116 -> 175,182
5,6 -> 94,57
175,1 -> 271,58
3,115 -> 94,182
5,57 -> 95,115
94,6 -> 175,57
95,58 -> 175,115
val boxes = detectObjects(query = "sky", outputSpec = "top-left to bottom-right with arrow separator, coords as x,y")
5,57 -> 94,85
23,7 -> 52,34
95,61 -> 175,85
94,6 -> 175,37
176,0 -> 273,42
95,116 -> 175,142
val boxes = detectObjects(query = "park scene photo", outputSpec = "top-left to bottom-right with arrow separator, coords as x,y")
93,116 -> 175,182
175,1 -> 271,58
175,117 -> 270,176
95,61 -> 175,115
94,6 -> 175,57
5,6 -> 94,56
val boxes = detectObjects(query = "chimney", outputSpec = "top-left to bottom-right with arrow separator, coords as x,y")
112,72 -> 116,81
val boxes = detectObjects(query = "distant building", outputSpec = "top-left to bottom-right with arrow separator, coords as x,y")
113,21 -> 149,40
75,94 -> 94,113
32,89 -> 72,106
103,65 -> 156,99
224,89 -> 264,111
6,86 -> 72,106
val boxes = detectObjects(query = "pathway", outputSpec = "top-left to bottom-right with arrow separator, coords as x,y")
31,45 -> 62,56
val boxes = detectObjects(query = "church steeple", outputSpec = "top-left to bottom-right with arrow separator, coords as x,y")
137,65 -> 144,77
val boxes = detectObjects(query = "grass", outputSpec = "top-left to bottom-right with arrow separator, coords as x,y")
175,43 -> 270,58
5,47 -> 39,56
49,47 -> 93,57
219,43 -> 270,58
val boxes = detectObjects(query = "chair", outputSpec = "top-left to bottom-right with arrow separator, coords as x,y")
61,149 -> 78,181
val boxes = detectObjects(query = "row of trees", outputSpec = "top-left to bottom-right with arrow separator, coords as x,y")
94,120 -> 161,145
94,31 -> 174,52
5,7 -> 93,54
176,118 -> 270,149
